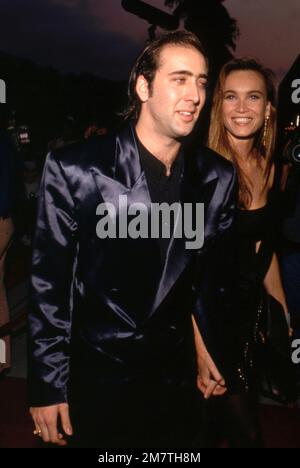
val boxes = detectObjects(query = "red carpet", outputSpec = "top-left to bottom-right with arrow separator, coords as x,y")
260,404 -> 300,448
0,377 -> 39,448
0,377 -> 299,448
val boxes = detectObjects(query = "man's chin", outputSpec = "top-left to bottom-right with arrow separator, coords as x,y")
173,124 -> 196,138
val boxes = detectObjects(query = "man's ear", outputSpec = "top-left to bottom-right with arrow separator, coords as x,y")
136,75 -> 149,102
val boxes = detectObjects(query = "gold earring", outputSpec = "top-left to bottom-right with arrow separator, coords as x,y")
263,115 -> 270,147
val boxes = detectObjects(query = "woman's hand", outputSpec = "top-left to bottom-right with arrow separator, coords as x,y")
192,315 -> 227,399
196,347 -> 227,399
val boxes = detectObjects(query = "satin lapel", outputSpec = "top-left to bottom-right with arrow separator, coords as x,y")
150,214 -> 192,315
89,123 -> 152,207
150,147 -> 219,315
195,149 -> 220,245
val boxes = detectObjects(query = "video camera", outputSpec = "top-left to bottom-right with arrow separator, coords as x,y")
17,124 -> 31,145
283,126 -> 300,164
7,111 -> 31,150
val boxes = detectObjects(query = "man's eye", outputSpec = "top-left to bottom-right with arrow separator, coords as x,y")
175,77 -> 185,84
198,81 -> 207,89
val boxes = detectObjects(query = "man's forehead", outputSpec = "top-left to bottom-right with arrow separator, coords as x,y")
157,44 -> 207,72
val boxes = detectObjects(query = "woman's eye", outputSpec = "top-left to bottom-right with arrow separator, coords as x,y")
249,94 -> 260,100
225,94 -> 235,100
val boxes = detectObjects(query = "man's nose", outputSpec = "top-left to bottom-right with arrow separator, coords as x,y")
185,83 -> 201,104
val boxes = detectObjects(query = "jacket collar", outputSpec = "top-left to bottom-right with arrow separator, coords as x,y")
90,121 -> 220,315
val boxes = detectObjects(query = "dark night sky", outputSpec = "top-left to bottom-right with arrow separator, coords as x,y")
0,0 -> 299,83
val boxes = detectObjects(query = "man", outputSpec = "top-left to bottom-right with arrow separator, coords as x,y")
28,31 -> 236,447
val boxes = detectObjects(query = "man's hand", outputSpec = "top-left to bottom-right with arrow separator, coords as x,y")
192,315 -> 227,399
30,403 -> 73,446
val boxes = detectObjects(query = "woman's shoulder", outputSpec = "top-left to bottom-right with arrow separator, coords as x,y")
194,146 -> 235,177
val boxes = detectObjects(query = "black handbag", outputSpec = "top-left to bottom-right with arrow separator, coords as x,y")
257,292 -> 298,403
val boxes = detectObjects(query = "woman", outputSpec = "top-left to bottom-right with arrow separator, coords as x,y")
198,57 -> 291,447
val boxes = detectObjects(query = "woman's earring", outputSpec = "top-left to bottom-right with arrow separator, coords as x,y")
263,115 -> 270,147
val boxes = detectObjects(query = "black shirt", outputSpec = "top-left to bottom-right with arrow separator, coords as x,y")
136,136 -> 184,263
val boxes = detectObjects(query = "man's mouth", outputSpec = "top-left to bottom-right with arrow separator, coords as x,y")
177,110 -> 196,122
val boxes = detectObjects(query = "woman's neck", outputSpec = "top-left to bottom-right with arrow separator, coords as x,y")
229,136 -> 255,165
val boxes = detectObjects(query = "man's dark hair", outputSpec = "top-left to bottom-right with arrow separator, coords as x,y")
123,30 -> 208,121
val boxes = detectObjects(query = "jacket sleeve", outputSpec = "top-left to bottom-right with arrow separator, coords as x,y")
28,152 -> 78,407
192,165 -> 238,363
